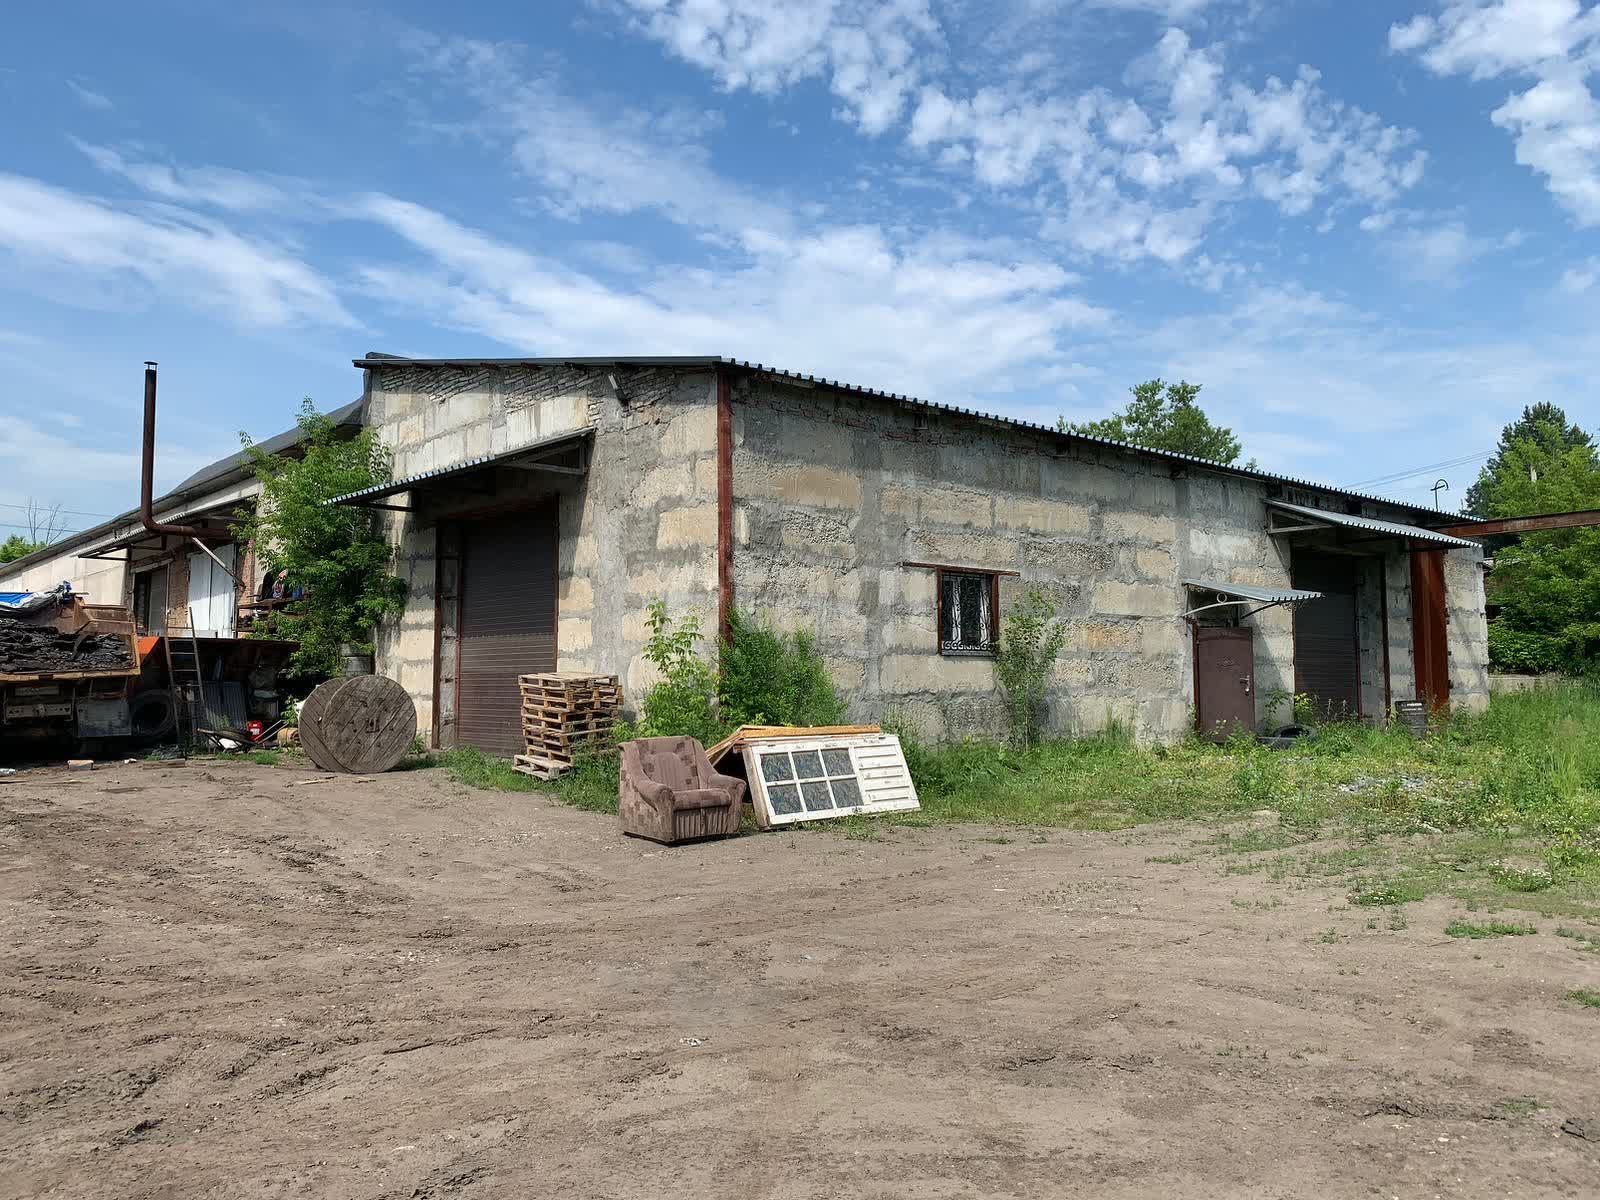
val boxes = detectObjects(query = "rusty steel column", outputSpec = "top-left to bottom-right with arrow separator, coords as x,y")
716,367 -> 734,645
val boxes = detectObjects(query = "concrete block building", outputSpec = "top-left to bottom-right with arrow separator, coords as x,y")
338,354 -> 1489,755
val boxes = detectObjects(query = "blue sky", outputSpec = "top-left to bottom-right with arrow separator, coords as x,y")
3,0 -> 1600,539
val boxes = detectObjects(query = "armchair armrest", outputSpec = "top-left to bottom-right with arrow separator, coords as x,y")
704,772 -> 747,807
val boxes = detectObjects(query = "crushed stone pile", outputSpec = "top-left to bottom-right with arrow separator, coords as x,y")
0,618 -> 135,674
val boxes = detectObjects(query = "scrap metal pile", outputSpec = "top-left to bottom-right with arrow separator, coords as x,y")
0,587 -> 138,676
0,618 -> 136,674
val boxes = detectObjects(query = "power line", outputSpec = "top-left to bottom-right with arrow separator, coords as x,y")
1346,450 -> 1492,490
0,500 -> 117,521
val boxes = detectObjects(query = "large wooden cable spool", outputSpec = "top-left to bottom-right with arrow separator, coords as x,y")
298,675 -> 418,774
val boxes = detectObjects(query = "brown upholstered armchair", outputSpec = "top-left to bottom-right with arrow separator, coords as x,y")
618,736 -> 746,844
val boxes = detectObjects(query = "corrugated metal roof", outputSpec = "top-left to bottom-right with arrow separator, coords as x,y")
0,397 -> 368,581
353,353 -> 1487,524
1266,500 -> 1480,548
1185,580 -> 1324,604
326,429 -> 593,505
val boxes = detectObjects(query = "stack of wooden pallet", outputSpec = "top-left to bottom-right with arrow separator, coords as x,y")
514,671 -> 623,780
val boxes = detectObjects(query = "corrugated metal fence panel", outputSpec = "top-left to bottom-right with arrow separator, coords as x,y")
456,508 -> 558,757
1292,551 -> 1360,718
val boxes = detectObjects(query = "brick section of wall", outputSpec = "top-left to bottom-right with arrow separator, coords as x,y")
367,364 -> 720,743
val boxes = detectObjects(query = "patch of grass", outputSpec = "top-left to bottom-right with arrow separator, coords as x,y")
1317,928 -> 1340,944
1349,880 -> 1428,907
241,749 -> 282,766
427,746 -> 541,793
1566,987 -> 1600,1009
1490,864 -> 1556,893
1147,852 -> 1195,864
1388,907 -> 1409,931
1555,926 -> 1600,953
1445,919 -> 1538,939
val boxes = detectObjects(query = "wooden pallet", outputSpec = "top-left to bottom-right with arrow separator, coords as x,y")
517,671 -> 622,768
512,753 -> 570,781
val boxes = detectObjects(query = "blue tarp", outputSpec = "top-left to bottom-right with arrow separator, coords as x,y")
0,583 -> 71,614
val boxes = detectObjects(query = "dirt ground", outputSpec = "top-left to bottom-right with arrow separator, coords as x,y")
2,761 -> 1597,1199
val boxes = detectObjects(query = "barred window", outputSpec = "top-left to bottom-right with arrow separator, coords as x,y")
938,569 -> 997,656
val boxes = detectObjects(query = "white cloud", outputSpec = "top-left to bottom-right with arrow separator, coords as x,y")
613,4 -> 1423,265
66,80 -> 113,111
402,33 -> 790,237
355,193 -> 1108,401
610,0 -> 940,134
1392,1 -> 1600,224
909,31 -> 1423,260
72,139 -> 316,215
1560,255 -> 1600,291
1382,220 -> 1492,282
0,173 -> 353,329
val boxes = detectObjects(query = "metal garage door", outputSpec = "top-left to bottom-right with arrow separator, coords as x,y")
1292,550 -> 1359,719
456,507 -> 557,756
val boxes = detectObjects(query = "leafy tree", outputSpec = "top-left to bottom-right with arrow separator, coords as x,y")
1465,403 -> 1594,519
995,588 -> 1068,746
1471,406 -> 1600,673
1060,379 -> 1252,466
235,399 -> 407,678
0,535 -> 44,564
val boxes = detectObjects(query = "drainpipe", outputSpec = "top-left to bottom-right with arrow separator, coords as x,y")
716,367 -> 734,645
140,362 -> 239,589
140,362 -> 203,541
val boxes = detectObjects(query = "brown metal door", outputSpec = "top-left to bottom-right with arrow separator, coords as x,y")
455,507 -> 557,756
1293,551 -> 1360,719
1194,626 -> 1256,740
1410,548 -> 1450,711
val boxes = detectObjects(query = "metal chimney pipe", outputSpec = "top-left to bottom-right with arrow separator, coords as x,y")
139,361 -> 203,540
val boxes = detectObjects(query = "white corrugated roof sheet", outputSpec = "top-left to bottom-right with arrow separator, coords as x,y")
1266,500 -> 1479,548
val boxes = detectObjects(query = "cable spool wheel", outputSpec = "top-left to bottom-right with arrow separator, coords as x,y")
297,675 -> 417,774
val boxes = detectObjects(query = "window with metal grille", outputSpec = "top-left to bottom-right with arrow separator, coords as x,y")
938,569 -> 997,655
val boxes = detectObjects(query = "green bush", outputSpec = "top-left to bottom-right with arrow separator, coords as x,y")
1488,622 -> 1568,675
636,600 -> 723,746
720,610 -> 845,728
995,588 -> 1068,746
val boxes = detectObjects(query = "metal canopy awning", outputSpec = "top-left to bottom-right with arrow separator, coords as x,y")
1265,500 -> 1479,549
327,429 -> 593,509
1184,579 -> 1323,619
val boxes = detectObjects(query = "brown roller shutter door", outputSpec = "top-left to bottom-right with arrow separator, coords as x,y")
455,507 -> 558,756
1292,550 -> 1360,719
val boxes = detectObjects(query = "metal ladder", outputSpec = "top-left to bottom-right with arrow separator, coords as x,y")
164,610 -> 205,754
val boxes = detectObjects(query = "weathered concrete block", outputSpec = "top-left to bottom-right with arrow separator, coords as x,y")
918,487 -> 993,529
1135,548 -> 1174,580
661,406 -> 716,456
657,505 -> 717,550
1103,511 -> 1177,544
558,617 -> 592,652
1093,581 -> 1175,619
881,653 -> 995,692
994,496 -> 1092,535
775,464 -> 864,510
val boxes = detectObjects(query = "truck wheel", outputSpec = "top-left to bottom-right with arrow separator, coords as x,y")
129,689 -> 177,740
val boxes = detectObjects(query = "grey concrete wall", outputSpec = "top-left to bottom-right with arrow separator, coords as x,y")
1444,544 -> 1491,713
729,377 -> 1491,742
363,363 -> 720,741
730,377 -> 1304,742
360,361 -> 1493,747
